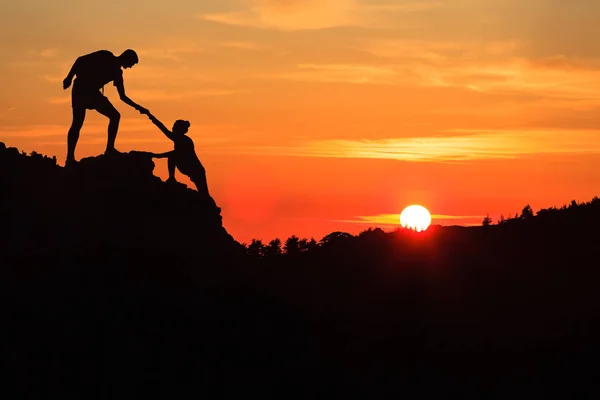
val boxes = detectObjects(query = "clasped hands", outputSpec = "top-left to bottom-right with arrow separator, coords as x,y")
135,105 -> 150,116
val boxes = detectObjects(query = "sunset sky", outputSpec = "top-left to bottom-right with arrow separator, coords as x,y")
2,0 -> 600,243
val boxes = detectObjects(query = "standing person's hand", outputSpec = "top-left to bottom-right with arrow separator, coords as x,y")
63,77 -> 72,90
137,106 -> 149,115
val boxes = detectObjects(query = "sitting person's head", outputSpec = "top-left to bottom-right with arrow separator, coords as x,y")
173,120 -> 190,135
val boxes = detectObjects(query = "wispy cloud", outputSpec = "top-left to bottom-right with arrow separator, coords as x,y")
431,214 -> 485,220
0,121 -> 250,148
216,129 -> 600,161
40,48 -> 59,58
219,41 -> 263,51
46,88 -> 247,105
46,97 -> 71,105
265,63 -> 399,84
358,38 -> 600,99
260,42 -> 600,101
299,130 -> 600,161
333,212 -> 486,226
121,88 -> 249,101
136,43 -> 202,62
366,0 -> 445,13
0,118 -> 160,141
359,39 -> 526,60
197,0 -> 442,31
425,58 -> 600,100
198,0 -> 359,31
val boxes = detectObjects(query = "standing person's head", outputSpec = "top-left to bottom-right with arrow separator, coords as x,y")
173,120 -> 190,135
119,49 -> 139,69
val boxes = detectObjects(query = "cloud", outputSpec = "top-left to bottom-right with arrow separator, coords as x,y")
219,41 -> 263,51
197,0 -> 441,31
333,212 -> 485,226
46,97 -> 70,105
265,63 -> 399,84
198,0 -> 359,30
215,129 -> 600,161
0,120 -> 154,138
121,88 -> 249,102
366,0 -> 445,13
359,39 -> 526,60
0,121 -> 251,149
259,39 -> 600,100
424,58 -> 600,100
430,214 -> 486,220
41,74 -> 64,83
46,88 -> 247,105
356,38 -> 600,99
136,43 -> 202,62
40,48 -> 59,58
124,64 -> 220,86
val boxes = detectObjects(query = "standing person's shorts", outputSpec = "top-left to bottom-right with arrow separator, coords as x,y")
72,84 -> 112,111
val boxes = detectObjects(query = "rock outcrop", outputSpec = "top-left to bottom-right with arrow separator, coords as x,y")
0,144 -> 242,262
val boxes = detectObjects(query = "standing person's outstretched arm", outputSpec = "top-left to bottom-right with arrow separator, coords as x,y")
115,80 -> 149,115
147,112 -> 175,141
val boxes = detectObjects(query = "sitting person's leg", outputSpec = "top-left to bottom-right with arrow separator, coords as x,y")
150,151 -> 178,183
191,174 -> 210,195
191,174 -> 218,208
166,152 -> 178,182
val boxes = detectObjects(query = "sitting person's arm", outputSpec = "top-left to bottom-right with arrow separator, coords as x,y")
147,112 -> 174,141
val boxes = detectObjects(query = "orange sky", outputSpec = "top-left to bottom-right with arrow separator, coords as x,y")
1,0 -> 600,243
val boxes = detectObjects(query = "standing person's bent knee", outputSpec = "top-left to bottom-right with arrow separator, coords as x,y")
110,110 -> 121,122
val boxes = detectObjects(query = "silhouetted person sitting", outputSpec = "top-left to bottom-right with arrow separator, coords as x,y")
63,49 -> 149,166
146,112 -> 213,198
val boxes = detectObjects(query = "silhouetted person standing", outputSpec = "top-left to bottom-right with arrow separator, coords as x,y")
63,49 -> 149,166
146,112 -> 213,198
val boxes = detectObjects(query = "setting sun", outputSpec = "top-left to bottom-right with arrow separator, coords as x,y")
400,205 -> 432,232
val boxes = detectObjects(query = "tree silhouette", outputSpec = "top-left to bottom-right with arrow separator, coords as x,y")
319,231 -> 354,247
264,238 -> 283,259
521,204 -> 534,220
247,239 -> 265,260
482,214 -> 493,226
284,235 -> 300,256
498,214 -> 506,225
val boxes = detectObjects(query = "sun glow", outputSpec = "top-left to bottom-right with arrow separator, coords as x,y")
400,205 -> 432,232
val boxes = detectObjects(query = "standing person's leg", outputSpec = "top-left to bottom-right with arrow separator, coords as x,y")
66,86 -> 88,165
66,106 -> 86,165
93,95 -> 121,155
